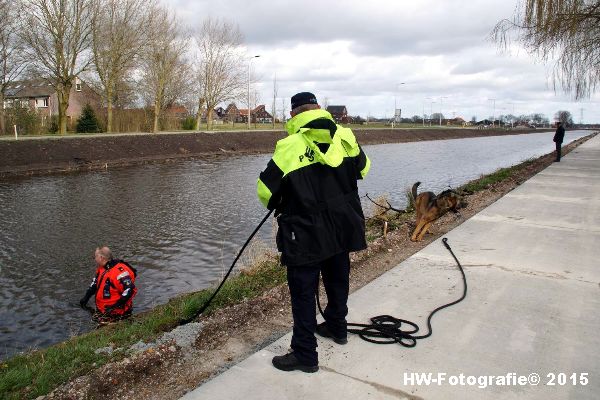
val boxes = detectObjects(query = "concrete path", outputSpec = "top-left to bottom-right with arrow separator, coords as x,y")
181,135 -> 600,400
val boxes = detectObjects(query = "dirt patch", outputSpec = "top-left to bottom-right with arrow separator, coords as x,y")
0,128 -> 546,178
42,135 -> 593,400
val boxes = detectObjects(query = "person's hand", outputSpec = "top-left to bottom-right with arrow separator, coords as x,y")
79,298 -> 87,308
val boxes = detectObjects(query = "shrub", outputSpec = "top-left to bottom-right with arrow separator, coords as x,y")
47,116 -> 59,134
181,116 -> 196,130
4,103 -> 44,135
76,104 -> 101,133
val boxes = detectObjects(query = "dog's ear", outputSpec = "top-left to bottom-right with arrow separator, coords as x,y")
443,194 -> 460,211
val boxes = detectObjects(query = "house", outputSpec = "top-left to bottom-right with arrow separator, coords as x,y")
238,108 -> 251,123
214,106 -> 226,119
164,104 -> 189,119
237,104 -> 273,123
445,117 -> 466,126
326,105 -> 348,123
252,105 -> 273,123
223,103 -> 241,123
3,78 -> 101,127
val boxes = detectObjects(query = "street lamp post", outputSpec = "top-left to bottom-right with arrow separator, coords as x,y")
247,55 -> 260,130
429,100 -> 436,127
439,96 -> 448,127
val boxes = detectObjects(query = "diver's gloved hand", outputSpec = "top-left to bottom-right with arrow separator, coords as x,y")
79,297 -> 88,308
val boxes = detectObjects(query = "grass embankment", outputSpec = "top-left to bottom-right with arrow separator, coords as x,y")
0,155 -> 558,399
0,260 -> 286,399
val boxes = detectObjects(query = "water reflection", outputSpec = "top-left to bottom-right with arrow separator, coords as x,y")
0,130 -> 588,359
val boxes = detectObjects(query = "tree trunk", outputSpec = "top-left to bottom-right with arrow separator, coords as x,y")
153,99 -> 161,133
57,86 -> 71,135
0,93 -> 5,135
195,97 -> 204,131
106,86 -> 114,133
207,108 -> 214,131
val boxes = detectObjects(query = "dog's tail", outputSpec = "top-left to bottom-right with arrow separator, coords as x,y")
411,181 -> 421,202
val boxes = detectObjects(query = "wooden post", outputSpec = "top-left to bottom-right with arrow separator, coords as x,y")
383,221 -> 388,237
14,124 -> 17,140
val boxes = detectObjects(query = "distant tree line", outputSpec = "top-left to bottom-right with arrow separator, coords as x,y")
0,0 -> 251,134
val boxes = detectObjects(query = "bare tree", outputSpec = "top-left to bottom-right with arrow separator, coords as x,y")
492,0 -> 600,99
555,110 -> 574,127
139,6 -> 189,133
20,0 -> 96,134
252,89 -> 260,127
281,97 -> 287,123
271,73 -> 277,128
91,0 -> 152,132
0,0 -> 28,135
194,17 -> 245,130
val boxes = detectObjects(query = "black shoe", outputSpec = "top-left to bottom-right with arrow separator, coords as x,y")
272,352 -> 318,373
316,322 -> 348,345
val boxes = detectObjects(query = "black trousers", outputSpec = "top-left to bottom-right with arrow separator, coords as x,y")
286,252 -> 350,366
555,142 -> 562,161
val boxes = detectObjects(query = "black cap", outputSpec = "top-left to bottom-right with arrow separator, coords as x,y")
291,92 -> 318,110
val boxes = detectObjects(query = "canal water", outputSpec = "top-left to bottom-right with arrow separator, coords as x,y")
0,130 -> 588,360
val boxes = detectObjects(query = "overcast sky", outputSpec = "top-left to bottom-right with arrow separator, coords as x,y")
164,0 -> 599,124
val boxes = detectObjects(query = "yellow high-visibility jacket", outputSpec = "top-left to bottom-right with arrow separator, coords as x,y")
257,109 -> 370,266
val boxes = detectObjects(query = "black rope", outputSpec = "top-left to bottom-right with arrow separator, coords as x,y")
317,237 -> 466,347
179,209 -> 274,325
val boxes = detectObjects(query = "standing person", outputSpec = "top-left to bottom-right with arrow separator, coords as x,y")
553,121 -> 566,162
257,92 -> 371,373
80,246 -> 138,323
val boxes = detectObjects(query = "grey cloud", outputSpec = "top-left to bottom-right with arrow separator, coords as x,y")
169,0 -> 515,57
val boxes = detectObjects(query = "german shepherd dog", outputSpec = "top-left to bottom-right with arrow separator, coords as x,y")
410,182 -> 467,242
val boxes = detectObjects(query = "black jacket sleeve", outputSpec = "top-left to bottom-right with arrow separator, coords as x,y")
80,276 -> 98,307
109,272 -> 136,310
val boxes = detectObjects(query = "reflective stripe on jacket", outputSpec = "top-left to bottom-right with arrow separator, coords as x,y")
257,109 -> 371,266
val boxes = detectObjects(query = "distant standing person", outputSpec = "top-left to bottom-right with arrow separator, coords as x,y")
553,121 -> 565,162
80,246 -> 138,323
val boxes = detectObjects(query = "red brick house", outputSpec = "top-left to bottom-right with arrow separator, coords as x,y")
164,104 -> 189,118
224,103 -> 241,123
252,105 -> 273,123
3,78 -> 101,127
326,105 -> 348,123
237,104 -> 273,123
445,117 -> 466,126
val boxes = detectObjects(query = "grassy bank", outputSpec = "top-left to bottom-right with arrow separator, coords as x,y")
0,137 -> 590,399
0,258 -> 286,399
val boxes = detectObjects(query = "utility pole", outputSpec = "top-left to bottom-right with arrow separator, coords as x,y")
247,55 -> 260,130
